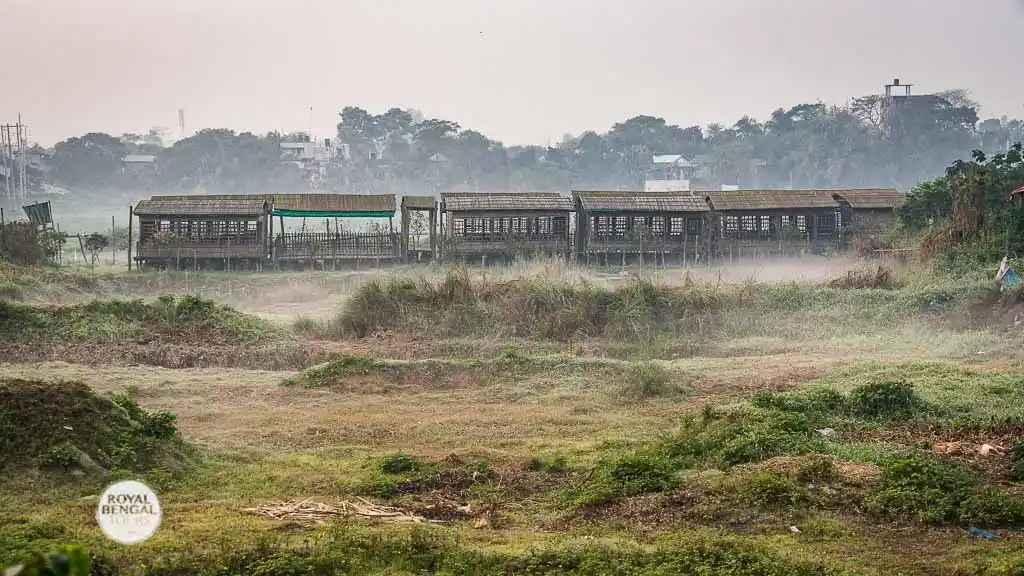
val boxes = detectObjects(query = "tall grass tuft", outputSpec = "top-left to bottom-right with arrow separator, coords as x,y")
328,264 -> 999,343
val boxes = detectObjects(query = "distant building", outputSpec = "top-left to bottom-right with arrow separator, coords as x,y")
122,154 -> 157,173
280,139 -> 341,185
646,154 -> 694,192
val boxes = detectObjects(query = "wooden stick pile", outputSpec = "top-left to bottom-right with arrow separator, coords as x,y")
243,497 -> 444,524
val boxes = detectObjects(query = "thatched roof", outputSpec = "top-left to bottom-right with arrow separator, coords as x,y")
441,192 -> 572,212
149,194 -> 272,202
705,190 -> 839,211
831,189 -> 905,210
272,194 -> 395,213
134,198 -> 268,217
401,195 -> 438,210
574,191 -> 709,213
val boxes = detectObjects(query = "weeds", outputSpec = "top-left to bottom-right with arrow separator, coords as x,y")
1,295 -> 285,346
1009,442 -> 1024,481
752,380 -> 931,423
357,454 -> 492,498
0,379 -> 190,479
329,266 -> 997,343
827,265 -> 902,290
621,362 -> 679,399
849,380 -> 924,420
6,527 -> 839,576
567,451 -> 682,507
867,457 -> 1024,527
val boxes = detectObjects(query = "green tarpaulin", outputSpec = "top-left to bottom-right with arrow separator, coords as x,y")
271,209 -> 394,218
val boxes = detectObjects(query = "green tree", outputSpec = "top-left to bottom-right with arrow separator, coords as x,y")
49,132 -> 126,189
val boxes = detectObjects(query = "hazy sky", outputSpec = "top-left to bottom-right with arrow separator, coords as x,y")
2,0 -> 1023,147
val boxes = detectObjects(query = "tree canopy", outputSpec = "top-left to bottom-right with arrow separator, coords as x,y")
899,144 -> 1024,265
33,87 -> 1024,196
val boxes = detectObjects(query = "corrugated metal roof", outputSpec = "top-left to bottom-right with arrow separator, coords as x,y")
705,190 -> 840,211
831,189 -> 905,209
575,191 -> 709,213
134,198 -> 268,217
402,195 -> 438,210
442,192 -> 572,212
272,194 -> 396,213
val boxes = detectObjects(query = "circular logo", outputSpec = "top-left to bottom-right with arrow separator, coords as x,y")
95,480 -> 162,545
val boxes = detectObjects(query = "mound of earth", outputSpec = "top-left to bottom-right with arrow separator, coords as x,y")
0,294 -> 287,346
0,378 -> 190,477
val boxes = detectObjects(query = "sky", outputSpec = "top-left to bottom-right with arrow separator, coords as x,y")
2,0 -> 1023,148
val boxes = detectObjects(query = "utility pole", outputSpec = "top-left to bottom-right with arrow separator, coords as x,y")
17,114 -> 26,201
0,116 -> 29,202
1,123 -> 9,200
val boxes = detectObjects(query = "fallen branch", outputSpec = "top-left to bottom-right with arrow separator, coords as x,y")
243,498 -> 445,524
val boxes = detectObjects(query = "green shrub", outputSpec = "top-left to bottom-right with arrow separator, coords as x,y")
850,380 -> 924,420
524,454 -> 569,474
714,411 -> 818,467
866,457 -> 1024,527
285,355 -> 383,387
1,295 -> 283,346
568,451 -> 680,507
742,469 -> 813,508
621,362 -> 677,399
751,389 -> 847,417
0,222 -> 44,266
958,486 -> 1024,526
795,455 -> 839,484
357,455 -> 492,498
380,453 -> 420,474
1009,441 -> 1024,482
0,379 -> 188,478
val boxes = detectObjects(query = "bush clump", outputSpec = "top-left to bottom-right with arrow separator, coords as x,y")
0,379 -> 189,478
0,222 -> 65,267
752,380 -> 930,422
358,454 -> 492,498
741,468 -> 815,508
1009,441 -> 1024,482
570,452 -> 681,507
568,408 -> 824,508
621,362 -> 680,399
850,380 -> 924,420
0,294 -> 284,346
284,355 -> 385,387
335,267 -> 724,341
867,457 -> 1024,526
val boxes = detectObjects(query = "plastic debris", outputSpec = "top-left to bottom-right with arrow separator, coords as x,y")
978,444 -> 1003,456
996,257 -> 1021,287
816,428 -> 835,437
789,525 -> 801,534
968,527 -> 1000,539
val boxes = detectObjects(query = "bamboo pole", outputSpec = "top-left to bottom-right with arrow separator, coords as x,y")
128,205 -> 133,271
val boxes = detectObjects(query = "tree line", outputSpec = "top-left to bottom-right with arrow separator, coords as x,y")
18,87 -> 1024,196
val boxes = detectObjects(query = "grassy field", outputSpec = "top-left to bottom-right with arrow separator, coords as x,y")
3,257 -> 1024,575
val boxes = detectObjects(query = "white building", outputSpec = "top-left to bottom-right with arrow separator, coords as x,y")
645,154 -> 693,191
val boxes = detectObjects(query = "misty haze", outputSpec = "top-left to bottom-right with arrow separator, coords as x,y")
3,2 -> 1024,575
